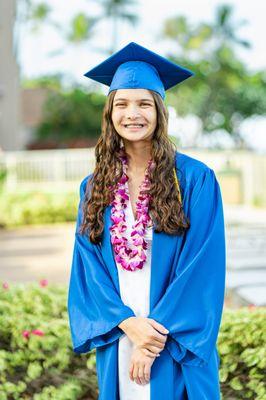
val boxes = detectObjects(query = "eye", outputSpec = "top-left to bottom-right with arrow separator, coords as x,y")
115,103 -> 126,107
140,103 -> 152,107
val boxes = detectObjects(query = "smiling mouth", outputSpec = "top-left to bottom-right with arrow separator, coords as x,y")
123,124 -> 145,128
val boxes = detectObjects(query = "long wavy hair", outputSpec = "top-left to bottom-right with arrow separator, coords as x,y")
80,90 -> 190,244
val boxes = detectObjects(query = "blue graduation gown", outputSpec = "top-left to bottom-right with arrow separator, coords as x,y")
68,151 -> 226,400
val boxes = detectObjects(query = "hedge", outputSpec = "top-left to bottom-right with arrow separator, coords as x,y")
0,192 -> 78,228
0,282 -> 265,399
0,281 -> 97,400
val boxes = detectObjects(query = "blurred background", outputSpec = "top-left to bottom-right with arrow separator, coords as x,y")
0,1 -> 265,398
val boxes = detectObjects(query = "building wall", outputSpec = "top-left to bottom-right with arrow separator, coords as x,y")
185,149 -> 266,206
0,0 -> 21,151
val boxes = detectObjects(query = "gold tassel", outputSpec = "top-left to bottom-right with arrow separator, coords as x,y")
173,168 -> 182,204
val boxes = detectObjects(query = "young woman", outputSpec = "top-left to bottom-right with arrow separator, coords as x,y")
68,42 -> 226,400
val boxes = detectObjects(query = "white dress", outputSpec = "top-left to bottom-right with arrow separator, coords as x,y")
116,201 -> 153,400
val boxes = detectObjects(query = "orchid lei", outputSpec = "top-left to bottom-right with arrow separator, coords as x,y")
109,151 -> 154,272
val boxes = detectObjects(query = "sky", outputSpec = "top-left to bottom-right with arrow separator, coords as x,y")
18,0 -> 265,80
17,0 -> 266,150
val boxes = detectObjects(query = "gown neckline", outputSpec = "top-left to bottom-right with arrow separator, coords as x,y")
125,180 -> 153,230
125,180 -> 138,223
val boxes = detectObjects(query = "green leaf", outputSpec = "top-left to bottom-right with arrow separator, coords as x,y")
229,377 -> 244,391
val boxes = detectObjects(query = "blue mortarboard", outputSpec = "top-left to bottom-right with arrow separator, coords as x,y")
84,42 -> 194,99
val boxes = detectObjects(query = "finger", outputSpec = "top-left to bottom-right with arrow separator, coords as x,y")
145,344 -> 164,355
144,363 -> 151,383
146,331 -> 168,346
129,362 -> 134,381
143,336 -> 166,349
141,347 -> 160,358
148,319 -> 169,335
138,364 -> 146,385
135,376 -> 142,385
133,364 -> 142,385
133,363 -> 138,383
150,331 -> 168,344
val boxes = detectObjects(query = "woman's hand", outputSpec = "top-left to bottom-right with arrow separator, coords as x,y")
119,316 -> 168,357
129,347 -> 156,385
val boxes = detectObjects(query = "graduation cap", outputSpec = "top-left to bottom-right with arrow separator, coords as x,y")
84,42 -> 194,99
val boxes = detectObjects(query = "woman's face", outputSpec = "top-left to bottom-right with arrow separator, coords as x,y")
111,89 -> 157,143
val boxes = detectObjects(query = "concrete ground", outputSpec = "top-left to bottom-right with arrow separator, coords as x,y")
0,205 -> 266,306
0,223 -> 75,285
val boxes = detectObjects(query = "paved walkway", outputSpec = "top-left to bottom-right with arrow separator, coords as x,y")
224,206 -> 266,306
1,206 -> 266,306
0,223 -> 75,285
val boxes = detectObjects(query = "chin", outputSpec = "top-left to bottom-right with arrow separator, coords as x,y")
125,136 -> 152,144
115,127 -> 154,142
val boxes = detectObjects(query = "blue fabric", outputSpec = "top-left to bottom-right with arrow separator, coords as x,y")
67,151 -> 226,399
84,42 -> 194,99
109,61 -> 165,99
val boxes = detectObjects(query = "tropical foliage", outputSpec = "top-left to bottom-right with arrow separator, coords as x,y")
162,5 -> 266,145
0,282 -> 265,399
18,2 -> 266,148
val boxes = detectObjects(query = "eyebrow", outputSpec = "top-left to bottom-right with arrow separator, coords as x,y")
113,98 -> 154,103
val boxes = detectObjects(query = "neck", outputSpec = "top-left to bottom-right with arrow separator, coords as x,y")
122,141 -> 152,173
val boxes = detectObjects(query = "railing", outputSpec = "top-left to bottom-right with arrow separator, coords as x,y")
0,148 -> 95,191
0,148 -> 266,206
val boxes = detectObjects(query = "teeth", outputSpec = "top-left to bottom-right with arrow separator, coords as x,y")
125,124 -> 144,128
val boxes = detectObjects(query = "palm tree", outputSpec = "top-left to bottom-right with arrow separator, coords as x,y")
159,4 -> 257,146
212,4 -> 250,49
96,0 -> 139,53
67,13 -> 98,44
161,4 -> 250,58
66,0 -> 139,54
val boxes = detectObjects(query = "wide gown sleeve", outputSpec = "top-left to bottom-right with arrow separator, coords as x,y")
67,176 -> 136,353
148,168 -> 226,367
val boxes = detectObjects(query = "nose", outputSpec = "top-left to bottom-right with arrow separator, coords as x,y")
125,104 -> 141,120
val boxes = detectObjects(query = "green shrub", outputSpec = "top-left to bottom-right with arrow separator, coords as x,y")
0,167 -> 7,190
0,191 -> 79,227
36,89 -> 105,142
0,282 -> 97,400
218,307 -> 266,399
0,283 -> 265,399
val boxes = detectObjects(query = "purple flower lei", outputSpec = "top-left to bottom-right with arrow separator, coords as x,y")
109,151 -> 154,272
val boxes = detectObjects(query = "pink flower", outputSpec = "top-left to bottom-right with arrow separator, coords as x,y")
22,330 -> 31,339
32,329 -> 45,336
2,282 -> 9,290
109,150 -> 153,272
111,236 -> 124,245
117,189 -> 129,200
39,279 -> 48,287
120,175 -> 128,184
132,236 -> 146,246
129,249 -> 139,257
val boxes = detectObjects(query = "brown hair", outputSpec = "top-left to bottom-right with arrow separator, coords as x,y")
80,90 -> 190,244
